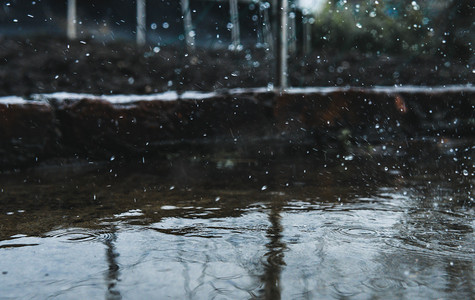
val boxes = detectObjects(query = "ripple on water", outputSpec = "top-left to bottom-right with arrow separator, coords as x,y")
384,211 -> 475,260
336,227 -> 379,238
45,228 -> 116,243
363,276 -> 410,292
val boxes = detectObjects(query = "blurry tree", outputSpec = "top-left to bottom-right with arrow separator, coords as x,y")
310,0 -> 474,62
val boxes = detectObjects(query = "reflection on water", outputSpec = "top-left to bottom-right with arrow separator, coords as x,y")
105,226 -> 121,300
261,202 -> 286,300
0,140 -> 473,299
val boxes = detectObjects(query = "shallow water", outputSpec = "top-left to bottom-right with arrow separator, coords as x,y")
0,140 -> 473,299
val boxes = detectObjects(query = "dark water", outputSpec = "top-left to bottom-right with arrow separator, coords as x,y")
0,140 -> 473,299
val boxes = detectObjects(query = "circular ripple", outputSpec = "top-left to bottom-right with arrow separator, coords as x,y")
46,228 -> 116,243
332,226 -> 379,239
363,277 -> 406,292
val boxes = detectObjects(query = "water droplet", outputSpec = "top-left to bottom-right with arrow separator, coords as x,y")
261,185 -> 268,191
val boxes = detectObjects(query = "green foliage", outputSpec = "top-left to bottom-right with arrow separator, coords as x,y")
310,0 -> 473,61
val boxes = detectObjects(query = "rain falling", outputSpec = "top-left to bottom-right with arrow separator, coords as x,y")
0,0 -> 474,299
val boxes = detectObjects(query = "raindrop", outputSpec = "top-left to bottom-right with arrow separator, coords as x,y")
356,23 -> 362,29
110,155 -> 115,161
162,22 -> 169,29
462,170 -> 469,176
261,185 -> 268,191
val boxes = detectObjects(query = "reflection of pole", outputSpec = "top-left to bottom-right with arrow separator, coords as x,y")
229,0 -> 241,50
104,227 -> 121,299
261,203 -> 286,300
276,0 -> 289,89
67,0 -> 76,40
181,0 -> 195,51
136,0 -> 146,46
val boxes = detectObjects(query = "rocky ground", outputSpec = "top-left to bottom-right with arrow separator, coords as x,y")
0,35 -> 473,97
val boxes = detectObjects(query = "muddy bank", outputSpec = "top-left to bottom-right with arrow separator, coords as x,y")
1,87 -> 474,170
0,36 -> 474,97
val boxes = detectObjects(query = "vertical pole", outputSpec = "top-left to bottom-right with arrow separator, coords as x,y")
136,0 -> 146,46
303,14 -> 312,55
67,0 -> 76,40
181,0 -> 195,51
262,3 -> 273,50
275,0 -> 289,89
257,4 -> 264,47
229,0 -> 241,50
288,11 -> 297,53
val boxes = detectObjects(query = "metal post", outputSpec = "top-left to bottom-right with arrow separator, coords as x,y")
289,11 -> 297,53
275,0 -> 289,89
67,0 -> 76,40
181,0 -> 195,51
262,2 -> 273,50
229,0 -> 241,50
136,0 -> 146,46
303,14 -> 312,55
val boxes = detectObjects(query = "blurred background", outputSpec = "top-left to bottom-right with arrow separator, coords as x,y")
0,0 -> 473,95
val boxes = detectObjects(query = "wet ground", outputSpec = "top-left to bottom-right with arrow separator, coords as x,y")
0,139 -> 473,299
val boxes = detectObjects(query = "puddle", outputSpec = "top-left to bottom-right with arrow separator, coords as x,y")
0,141 -> 473,299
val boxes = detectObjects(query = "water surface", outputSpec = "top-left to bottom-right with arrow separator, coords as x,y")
0,140 -> 473,299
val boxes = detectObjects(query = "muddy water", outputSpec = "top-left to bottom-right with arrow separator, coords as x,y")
0,140 -> 473,299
